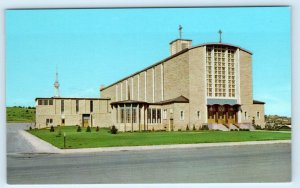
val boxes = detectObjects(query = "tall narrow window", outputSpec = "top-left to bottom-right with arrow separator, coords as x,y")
76,100 -> 79,113
90,100 -> 93,112
49,100 -> 53,105
61,100 -> 64,113
126,107 -> 131,123
38,100 -> 42,105
121,107 -> 125,123
163,109 -> 167,119
257,112 -> 260,119
152,108 -> 156,124
132,108 -> 136,123
244,112 -> 247,120
228,48 -> 235,97
206,47 -> 213,96
197,111 -> 201,120
147,108 -> 151,124
157,109 -> 161,124
180,111 -> 184,120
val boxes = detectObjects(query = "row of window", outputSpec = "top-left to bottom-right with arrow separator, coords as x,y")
244,111 -> 261,120
118,106 -> 138,124
147,108 -> 162,124
38,99 -> 53,105
39,99 -> 95,113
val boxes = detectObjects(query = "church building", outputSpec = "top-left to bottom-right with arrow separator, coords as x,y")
35,29 -> 265,131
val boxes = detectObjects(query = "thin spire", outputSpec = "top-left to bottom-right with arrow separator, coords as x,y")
179,25 -> 183,39
54,65 -> 60,97
218,29 -> 222,43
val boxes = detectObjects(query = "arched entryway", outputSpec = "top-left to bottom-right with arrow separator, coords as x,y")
207,104 -> 240,124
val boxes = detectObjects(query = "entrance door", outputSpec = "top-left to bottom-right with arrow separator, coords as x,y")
227,109 -> 236,124
169,118 -> 174,131
82,114 -> 90,128
61,119 -> 65,126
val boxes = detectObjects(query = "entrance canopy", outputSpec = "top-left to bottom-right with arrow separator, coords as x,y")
207,99 -> 238,106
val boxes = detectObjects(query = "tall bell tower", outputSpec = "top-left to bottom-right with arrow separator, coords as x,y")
54,66 -> 60,97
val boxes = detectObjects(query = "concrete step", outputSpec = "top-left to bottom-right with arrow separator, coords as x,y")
208,123 -> 229,131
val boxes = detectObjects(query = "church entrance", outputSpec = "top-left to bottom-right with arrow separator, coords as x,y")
82,114 -> 90,128
207,104 -> 239,125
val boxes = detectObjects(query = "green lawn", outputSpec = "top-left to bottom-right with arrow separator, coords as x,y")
27,126 -> 291,149
6,107 -> 35,123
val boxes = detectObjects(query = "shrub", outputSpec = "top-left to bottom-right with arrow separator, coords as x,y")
29,126 -> 32,131
201,124 -> 209,130
193,124 -> 196,131
186,124 -> 190,131
239,128 -> 250,131
152,127 -> 155,132
178,129 -> 181,131
77,126 -> 82,132
96,126 -> 100,132
86,126 -> 91,132
111,125 -> 118,134
50,126 -> 55,132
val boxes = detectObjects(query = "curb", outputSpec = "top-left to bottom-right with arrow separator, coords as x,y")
61,140 -> 291,154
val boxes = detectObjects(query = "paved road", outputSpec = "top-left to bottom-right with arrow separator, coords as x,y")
7,143 -> 291,184
6,123 -> 35,154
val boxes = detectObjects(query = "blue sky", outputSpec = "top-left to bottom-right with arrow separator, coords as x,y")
5,7 -> 291,116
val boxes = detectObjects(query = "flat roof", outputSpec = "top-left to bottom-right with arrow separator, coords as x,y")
100,42 -> 252,91
169,38 -> 192,45
35,97 -> 110,101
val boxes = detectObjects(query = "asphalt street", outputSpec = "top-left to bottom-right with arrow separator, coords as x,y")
7,143 -> 291,184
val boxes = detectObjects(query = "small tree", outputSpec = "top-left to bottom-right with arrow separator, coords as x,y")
50,126 -> 55,132
29,126 -> 32,131
186,124 -> 190,131
77,126 -> 82,132
193,124 -> 196,131
111,125 -> 118,134
86,126 -> 91,132
96,126 -> 100,132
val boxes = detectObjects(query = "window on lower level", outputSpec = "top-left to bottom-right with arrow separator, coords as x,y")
180,111 -> 184,120
163,109 -> 167,119
197,111 -> 201,120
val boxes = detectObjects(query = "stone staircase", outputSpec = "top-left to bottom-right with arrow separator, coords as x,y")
229,124 -> 239,131
208,123 -> 255,131
208,123 -> 229,131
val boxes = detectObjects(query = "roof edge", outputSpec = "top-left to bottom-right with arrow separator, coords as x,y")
35,97 -> 111,101
191,42 -> 253,55
100,48 -> 189,91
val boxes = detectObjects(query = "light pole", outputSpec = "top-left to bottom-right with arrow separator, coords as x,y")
63,132 -> 66,149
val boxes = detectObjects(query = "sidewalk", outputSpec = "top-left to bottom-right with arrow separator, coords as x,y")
19,129 -> 291,154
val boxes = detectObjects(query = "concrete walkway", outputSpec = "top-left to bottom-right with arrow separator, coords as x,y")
19,129 -> 61,154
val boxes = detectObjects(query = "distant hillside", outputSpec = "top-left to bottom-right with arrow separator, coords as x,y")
265,115 -> 291,125
6,106 -> 36,123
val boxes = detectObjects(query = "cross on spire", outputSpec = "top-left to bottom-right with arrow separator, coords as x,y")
218,29 -> 222,43
179,25 -> 183,39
